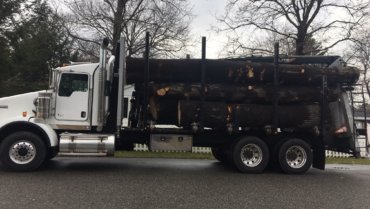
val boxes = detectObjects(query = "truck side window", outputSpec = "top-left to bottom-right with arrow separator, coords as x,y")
58,73 -> 88,97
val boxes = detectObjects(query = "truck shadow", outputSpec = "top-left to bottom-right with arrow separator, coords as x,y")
37,157 -> 310,175
0,157 -> 321,176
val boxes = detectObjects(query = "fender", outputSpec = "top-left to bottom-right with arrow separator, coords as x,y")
0,119 -> 58,147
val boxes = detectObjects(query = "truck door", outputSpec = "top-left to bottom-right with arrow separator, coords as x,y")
56,73 -> 89,121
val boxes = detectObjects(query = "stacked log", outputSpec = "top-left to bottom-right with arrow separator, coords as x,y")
147,83 -> 340,104
126,58 -> 360,85
127,58 -> 360,130
149,100 -> 320,129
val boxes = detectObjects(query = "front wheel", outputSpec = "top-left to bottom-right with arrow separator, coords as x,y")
278,138 -> 312,174
232,136 -> 269,173
0,132 -> 47,171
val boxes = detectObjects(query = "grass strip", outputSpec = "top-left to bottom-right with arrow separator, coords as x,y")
325,157 -> 370,165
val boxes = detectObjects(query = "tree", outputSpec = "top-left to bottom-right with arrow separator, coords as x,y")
0,0 -> 25,30
62,0 -> 192,58
349,29 -> 370,100
0,0 -> 73,97
0,37 -> 11,80
7,0 -> 72,80
220,29 -> 326,57
0,0 -> 25,80
218,0 -> 370,56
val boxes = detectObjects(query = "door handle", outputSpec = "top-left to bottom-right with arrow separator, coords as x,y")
81,111 -> 86,118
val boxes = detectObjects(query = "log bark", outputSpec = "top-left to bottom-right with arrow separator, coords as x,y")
126,58 -> 359,85
147,83 -> 340,104
151,99 -> 320,129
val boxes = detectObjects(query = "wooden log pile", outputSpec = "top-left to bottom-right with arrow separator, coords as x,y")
126,58 -> 360,86
149,100 -> 320,129
128,58 -> 360,130
147,83 -> 340,104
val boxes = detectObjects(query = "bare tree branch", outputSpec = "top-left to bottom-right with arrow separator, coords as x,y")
60,0 -> 192,58
218,0 -> 370,56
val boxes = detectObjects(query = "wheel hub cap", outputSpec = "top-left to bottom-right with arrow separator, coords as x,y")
285,146 -> 307,169
9,141 -> 36,164
18,148 -> 28,156
240,144 -> 263,167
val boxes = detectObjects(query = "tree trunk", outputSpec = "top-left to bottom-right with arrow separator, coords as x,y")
296,36 -> 305,55
112,0 -> 126,53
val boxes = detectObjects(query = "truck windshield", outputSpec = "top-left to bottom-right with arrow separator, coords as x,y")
58,73 -> 88,97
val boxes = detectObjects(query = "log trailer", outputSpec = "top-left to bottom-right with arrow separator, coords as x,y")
0,34 -> 365,174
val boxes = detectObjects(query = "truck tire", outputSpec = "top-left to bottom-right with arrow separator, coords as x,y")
0,131 -> 47,171
278,138 -> 312,174
211,147 -> 228,163
232,136 -> 269,173
270,139 -> 288,170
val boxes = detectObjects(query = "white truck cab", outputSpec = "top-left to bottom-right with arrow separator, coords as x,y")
0,39 -> 121,170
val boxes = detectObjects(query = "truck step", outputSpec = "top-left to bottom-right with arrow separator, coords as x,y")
58,153 -> 108,157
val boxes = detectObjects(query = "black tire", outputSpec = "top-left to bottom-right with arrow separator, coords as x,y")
270,138 -> 289,171
211,147 -> 228,163
46,149 -> 58,161
0,131 -> 47,171
278,138 -> 312,174
232,136 -> 269,173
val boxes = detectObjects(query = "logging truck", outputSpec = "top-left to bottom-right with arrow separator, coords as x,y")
0,35 -> 365,174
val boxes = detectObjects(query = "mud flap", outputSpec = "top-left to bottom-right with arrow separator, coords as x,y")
312,142 -> 325,170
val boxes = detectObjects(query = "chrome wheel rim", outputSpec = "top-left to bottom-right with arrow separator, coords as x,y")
240,144 -> 263,167
285,145 -> 307,169
9,141 -> 36,164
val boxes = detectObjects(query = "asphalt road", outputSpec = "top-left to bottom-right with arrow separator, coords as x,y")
0,158 -> 370,209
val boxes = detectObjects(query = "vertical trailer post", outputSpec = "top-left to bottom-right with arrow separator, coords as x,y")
143,32 -> 150,128
273,42 -> 279,132
116,37 -> 126,135
313,75 -> 327,170
200,37 -> 206,130
349,90 -> 357,156
361,86 -> 370,156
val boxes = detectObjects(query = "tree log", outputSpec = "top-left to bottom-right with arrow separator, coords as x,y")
126,58 -> 359,85
146,83 -> 340,104
150,99 -> 320,129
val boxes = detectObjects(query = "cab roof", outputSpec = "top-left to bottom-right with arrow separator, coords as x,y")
55,63 -> 99,74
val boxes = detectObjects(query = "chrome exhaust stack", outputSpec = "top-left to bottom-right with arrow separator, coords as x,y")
97,38 -> 109,132
116,37 -> 126,135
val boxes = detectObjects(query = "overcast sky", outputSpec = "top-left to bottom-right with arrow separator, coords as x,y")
51,0 -> 227,58
51,1 -> 355,59
188,0 -> 227,58
187,0 -> 352,58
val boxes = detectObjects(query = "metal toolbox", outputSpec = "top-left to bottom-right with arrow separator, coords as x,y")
150,134 -> 192,152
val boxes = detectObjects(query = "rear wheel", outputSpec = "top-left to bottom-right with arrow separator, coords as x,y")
270,138 -> 289,170
232,136 -> 269,173
0,132 -> 47,171
278,138 -> 312,174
